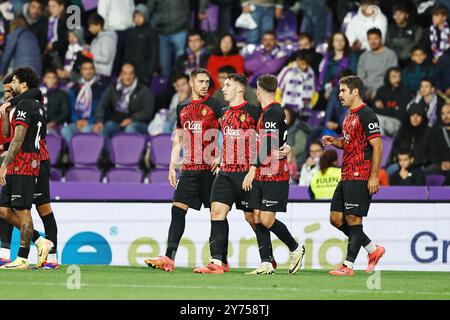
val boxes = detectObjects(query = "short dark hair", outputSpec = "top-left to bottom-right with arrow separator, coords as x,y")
218,65 -> 237,74
225,73 -> 248,88
392,3 -> 409,14
431,4 -> 448,16
262,30 -> 277,39
367,27 -> 382,38
12,67 -> 40,89
189,68 -> 210,80
2,74 -> 13,85
188,29 -> 204,41
411,45 -> 426,54
420,77 -> 435,87
338,69 -> 355,80
172,73 -> 189,83
339,75 -> 365,96
88,13 -> 105,28
397,149 -> 414,158
257,74 -> 278,93
44,68 -> 57,76
296,49 -> 310,63
297,32 -> 312,42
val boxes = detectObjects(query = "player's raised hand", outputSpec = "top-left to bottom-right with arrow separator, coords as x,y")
210,156 -> 220,174
242,166 -> 256,191
0,101 -> 11,116
368,175 -> 379,195
322,135 -> 334,147
0,164 -> 7,187
273,144 -> 291,159
168,167 -> 177,189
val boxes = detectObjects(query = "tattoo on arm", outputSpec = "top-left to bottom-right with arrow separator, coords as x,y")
20,221 -> 33,247
3,125 -> 27,167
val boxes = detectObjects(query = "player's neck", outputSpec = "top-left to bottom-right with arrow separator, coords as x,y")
349,98 -> 365,112
191,93 -> 207,102
229,96 -> 245,108
261,97 -> 276,110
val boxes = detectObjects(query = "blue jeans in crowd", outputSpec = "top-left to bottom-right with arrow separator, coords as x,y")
101,121 -> 149,139
159,30 -> 188,77
60,123 -> 94,145
245,5 -> 275,44
299,0 -> 327,45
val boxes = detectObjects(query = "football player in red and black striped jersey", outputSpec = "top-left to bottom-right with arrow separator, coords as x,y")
323,75 -> 385,276
0,68 -> 54,269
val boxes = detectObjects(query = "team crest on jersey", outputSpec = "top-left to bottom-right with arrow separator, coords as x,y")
202,108 -> 207,116
240,114 -> 246,122
32,160 -> 38,169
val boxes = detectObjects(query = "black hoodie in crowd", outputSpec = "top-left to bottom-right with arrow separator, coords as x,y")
373,67 -> 413,122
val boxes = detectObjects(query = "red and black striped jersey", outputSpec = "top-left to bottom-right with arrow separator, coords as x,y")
7,99 -> 45,177
341,103 -> 381,181
176,95 -> 223,171
254,102 -> 289,182
219,101 -> 261,172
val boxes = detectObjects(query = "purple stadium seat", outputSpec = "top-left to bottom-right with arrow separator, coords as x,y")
381,136 -> 393,168
46,134 -> 63,165
425,174 -> 446,186
107,168 -> 143,183
200,4 -> 218,32
50,168 -> 62,182
151,76 -> 169,96
110,133 -> 146,166
324,144 -> 343,167
276,10 -> 298,42
149,169 -> 169,183
288,186 -> 311,200
150,134 -> 172,168
65,167 -> 102,182
69,133 -> 104,166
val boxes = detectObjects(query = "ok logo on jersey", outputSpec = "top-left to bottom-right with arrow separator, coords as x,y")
16,111 -> 27,120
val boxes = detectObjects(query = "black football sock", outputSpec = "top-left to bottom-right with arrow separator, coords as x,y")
209,220 -> 227,263
255,224 -> 272,263
345,225 -> 365,266
221,218 -> 229,264
269,219 -> 298,252
339,220 -> 372,247
32,230 -> 41,243
0,219 -> 13,249
41,213 -> 58,254
165,206 -> 187,260
18,246 -> 30,260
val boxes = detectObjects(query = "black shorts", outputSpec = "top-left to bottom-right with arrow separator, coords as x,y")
248,180 -> 289,213
173,170 -> 215,211
0,174 -> 37,210
330,180 -> 372,217
210,171 -> 250,211
33,160 -> 51,207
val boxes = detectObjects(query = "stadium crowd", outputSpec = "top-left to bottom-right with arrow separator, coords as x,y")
0,0 -> 449,192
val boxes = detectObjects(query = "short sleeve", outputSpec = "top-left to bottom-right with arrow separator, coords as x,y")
360,109 -> 381,140
262,108 -> 282,134
14,101 -> 35,128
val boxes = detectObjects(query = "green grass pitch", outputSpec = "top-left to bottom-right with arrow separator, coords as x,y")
0,265 -> 449,300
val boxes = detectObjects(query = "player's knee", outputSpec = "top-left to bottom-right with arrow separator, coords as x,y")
329,213 -> 343,228
37,203 -> 52,216
345,215 -> 362,226
260,213 -> 275,228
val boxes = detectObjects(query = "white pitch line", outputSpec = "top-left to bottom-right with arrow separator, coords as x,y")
0,281 -> 449,297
